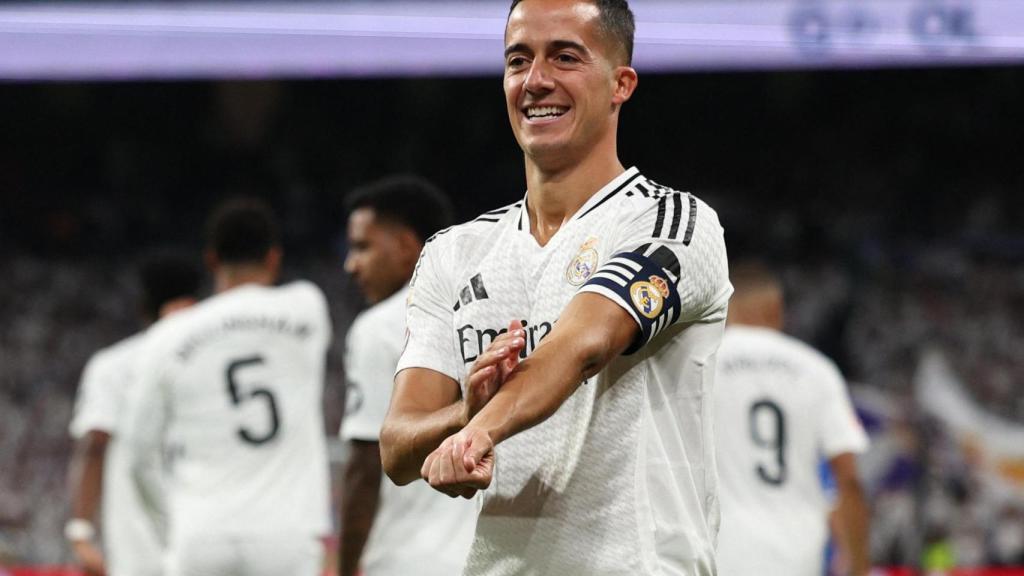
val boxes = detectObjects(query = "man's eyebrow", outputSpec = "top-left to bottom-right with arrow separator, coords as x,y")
504,43 -> 529,58
504,40 -> 590,58
549,40 -> 589,55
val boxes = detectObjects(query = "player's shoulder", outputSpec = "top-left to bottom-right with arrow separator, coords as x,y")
425,199 -> 524,255
350,286 -> 407,336
463,199 -> 525,230
605,170 -> 724,246
83,331 -> 148,376
203,280 -> 328,315
99,331 -> 148,361
140,302 -> 199,351
725,326 -> 841,378
275,279 -> 329,309
625,174 -> 719,218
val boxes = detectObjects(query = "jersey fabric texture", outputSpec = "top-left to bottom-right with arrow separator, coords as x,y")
122,281 -> 332,575
70,332 -> 165,576
714,325 -> 869,576
341,285 -> 477,576
166,532 -> 322,576
397,167 -> 733,576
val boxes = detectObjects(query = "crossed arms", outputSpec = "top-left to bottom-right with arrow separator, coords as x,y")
379,292 -> 637,494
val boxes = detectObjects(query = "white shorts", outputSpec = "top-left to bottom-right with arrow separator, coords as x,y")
109,551 -> 164,576
166,532 -> 322,576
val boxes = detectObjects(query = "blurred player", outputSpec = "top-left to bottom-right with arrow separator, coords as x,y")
122,198 -> 332,576
338,175 -> 476,576
714,261 -> 870,576
66,251 -> 201,576
380,0 -> 733,573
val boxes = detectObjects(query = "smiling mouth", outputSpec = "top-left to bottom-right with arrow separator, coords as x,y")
524,105 -> 569,120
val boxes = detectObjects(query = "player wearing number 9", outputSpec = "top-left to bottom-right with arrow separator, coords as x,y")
122,198 -> 333,576
713,261 -> 871,576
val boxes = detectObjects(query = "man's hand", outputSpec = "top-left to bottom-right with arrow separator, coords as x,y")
71,539 -> 107,576
420,427 -> 495,499
463,320 -> 525,422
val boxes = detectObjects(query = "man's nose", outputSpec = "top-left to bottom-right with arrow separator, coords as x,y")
524,59 -> 555,94
344,253 -> 358,275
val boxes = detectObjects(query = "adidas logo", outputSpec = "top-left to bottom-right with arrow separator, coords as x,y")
453,273 -> 489,311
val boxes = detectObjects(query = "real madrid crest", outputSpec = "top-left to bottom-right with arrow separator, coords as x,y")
566,237 -> 600,286
630,280 -> 664,319
648,275 -> 670,298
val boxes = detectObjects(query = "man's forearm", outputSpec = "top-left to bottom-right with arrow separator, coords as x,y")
339,441 -> 382,576
836,480 -> 871,576
69,432 -> 108,522
468,296 -> 635,445
470,312 -> 629,444
381,402 -> 466,485
467,343 -> 586,444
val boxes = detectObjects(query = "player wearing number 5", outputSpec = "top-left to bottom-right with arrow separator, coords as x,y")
123,199 -> 332,576
714,261 -> 870,576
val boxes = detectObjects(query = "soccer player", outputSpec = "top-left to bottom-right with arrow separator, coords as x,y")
714,261 -> 870,576
67,251 -> 201,576
380,0 -> 733,574
338,175 -> 477,576
122,199 -> 333,576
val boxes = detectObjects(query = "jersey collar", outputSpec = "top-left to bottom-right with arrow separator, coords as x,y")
516,166 -> 642,232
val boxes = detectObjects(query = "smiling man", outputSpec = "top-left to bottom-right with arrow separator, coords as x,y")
380,1 -> 733,574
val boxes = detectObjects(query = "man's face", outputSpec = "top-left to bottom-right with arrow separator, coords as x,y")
344,208 -> 415,304
503,0 -> 623,162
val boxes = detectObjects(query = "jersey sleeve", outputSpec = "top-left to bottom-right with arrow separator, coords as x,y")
578,193 -> 733,354
69,351 -> 120,438
303,280 -> 334,352
395,237 -> 459,381
118,331 -> 173,520
817,363 -> 870,458
340,316 -> 399,442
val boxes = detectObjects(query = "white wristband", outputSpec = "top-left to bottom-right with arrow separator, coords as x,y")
64,518 -> 96,542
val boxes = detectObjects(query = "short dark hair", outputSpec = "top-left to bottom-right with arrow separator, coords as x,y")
138,250 -> 202,320
205,197 -> 281,264
344,175 -> 455,244
508,0 -> 635,65
729,259 -> 782,295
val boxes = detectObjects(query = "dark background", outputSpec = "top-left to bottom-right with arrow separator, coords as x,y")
3,67 -> 1021,261
1,66 -> 1023,565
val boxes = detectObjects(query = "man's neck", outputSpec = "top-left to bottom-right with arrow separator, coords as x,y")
214,265 -> 275,294
157,297 -> 197,319
524,149 -> 624,246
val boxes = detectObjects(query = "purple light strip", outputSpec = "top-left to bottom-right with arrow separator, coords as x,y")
1,0 -> 1023,80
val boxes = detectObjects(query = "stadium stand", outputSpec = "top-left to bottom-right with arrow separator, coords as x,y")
1,67 -> 1022,572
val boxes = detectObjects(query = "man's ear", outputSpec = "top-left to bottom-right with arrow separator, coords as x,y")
204,248 -> 219,274
265,246 -> 284,279
611,66 -> 638,106
397,228 -> 423,263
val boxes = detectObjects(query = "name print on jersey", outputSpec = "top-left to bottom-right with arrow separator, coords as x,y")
176,314 -> 314,362
457,319 -> 553,364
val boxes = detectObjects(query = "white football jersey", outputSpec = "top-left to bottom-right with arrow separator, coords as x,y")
70,332 -> 164,576
714,325 -> 869,576
122,281 -> 332,548
398,167 -> 733,576
341,285 -> 477,576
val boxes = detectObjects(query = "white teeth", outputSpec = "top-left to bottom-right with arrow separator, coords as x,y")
526,106 -> 567,119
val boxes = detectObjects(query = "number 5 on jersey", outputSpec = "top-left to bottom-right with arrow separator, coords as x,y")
226,355 -> 280,445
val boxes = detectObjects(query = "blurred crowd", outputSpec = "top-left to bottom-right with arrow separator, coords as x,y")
1,238 -> 1021,566
0,256 -> 355,563
1,69 -> 1022,567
